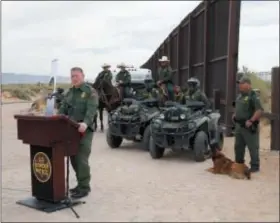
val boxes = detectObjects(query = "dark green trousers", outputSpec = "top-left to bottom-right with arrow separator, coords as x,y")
70,129 -> 94,191
123,86 -> 131,98
234,124 -> 260,169
165,83 -> 174,101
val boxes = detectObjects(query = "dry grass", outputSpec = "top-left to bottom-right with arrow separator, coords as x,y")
249,74 -> 271,112
245,72 -> 272,126
1,83 -> 71,101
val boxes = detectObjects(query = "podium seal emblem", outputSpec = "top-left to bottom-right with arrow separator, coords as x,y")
32,152 -> 52,183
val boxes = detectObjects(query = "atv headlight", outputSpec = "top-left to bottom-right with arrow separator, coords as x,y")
152,119 -> 161,129
112,113 -> 117,120
159,114 -> 165,119
180,114 -> 186,119
111,111 -> 120,120
188,122 -> 195,129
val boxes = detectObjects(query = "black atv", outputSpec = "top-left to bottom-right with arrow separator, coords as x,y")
148,100 -> 224,162
106,98 -> 161,150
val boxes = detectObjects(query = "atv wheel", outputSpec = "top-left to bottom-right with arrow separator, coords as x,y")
141,125 -> 151,151
106,129 -> 123,148
149,136 -> 165,159
193,131 -> 209,162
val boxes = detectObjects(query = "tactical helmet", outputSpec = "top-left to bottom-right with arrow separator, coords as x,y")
187,77 -> 200,88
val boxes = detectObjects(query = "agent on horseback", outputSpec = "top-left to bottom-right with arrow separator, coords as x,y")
157,56 -> 175,101
92,63 -> 113,131
116,62 -> 131,99
95,63 -> 112,85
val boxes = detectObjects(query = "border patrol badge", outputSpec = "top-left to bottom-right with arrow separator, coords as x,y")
81,92 -> 86,98
33,152 -> 52,183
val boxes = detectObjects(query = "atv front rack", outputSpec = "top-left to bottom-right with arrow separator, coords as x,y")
151,122 -> 197,149
108,114 -> 146,137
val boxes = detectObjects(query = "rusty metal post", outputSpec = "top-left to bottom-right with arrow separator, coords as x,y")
213,89 -> 221,110
177,27 -> 182,86
224,0 -> 241,136
187,15 -> 193,79
202,0 -> 210,92
270,67 -> 280,151
168,36 -> 171,59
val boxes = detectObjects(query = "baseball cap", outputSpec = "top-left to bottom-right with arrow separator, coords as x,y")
236,76 -> 251,84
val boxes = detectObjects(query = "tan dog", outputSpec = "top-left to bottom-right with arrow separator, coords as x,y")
207,150 -> 251,180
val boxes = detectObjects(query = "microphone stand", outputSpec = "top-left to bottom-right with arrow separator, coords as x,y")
62,135 -> 84,219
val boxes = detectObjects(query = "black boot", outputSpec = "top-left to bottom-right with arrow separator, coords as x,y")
69,186 -> 79,194
101,124 -> 104,132
71,189 -> 90,199
249,166 -> 260,173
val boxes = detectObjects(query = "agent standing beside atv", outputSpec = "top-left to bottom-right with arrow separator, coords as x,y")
184,77 -> 210,107
116,63 -> 131,99
232,76 -> 263,173
157,56 -> 175,101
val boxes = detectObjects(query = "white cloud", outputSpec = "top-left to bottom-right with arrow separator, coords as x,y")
2,1 -> 279,78
239,1 -> 279,72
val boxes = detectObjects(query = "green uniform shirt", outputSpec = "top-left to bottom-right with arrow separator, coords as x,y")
116,70 -> 131,85
96,70 -> 112,83
235,90 -> 263,120
58,82 -> 98,129
158,66 -> 173,82
185,89 -> 210,107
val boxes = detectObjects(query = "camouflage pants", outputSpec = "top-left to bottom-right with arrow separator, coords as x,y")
234,124 -> 260,169
70,129 -> 94,191
122,86 -> 131,99
165,83 -> 174,101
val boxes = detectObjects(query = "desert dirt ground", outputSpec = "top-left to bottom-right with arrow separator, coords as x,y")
1,103 -> 279,222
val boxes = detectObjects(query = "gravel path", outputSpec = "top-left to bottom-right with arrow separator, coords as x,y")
1,103 -> 279,222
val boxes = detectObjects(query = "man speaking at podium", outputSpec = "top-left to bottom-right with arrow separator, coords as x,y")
58,67 -> 98,199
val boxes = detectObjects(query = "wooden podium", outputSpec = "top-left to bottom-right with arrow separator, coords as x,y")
14,114 -> 83,213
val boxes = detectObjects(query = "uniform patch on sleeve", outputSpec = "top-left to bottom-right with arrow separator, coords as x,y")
81,92 -> 86,98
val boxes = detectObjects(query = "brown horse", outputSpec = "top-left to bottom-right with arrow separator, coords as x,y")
89,79 -> 121,131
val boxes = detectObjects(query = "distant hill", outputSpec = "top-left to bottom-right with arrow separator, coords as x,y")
1,73 -> 70,85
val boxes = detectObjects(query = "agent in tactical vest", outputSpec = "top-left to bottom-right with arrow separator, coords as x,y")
184,77 -> 210,107
233,76 -> 263,173
116,62 -> 131,99
157,56 -> 174,101
95,63 -> 112,84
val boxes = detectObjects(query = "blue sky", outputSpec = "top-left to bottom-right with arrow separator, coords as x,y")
2,1 -> 279,78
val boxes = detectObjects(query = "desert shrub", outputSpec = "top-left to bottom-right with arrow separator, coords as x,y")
240,66 -> 271,112
239,66 -> 272,126
1,83 -> 71,101
9,88 -> 31,100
